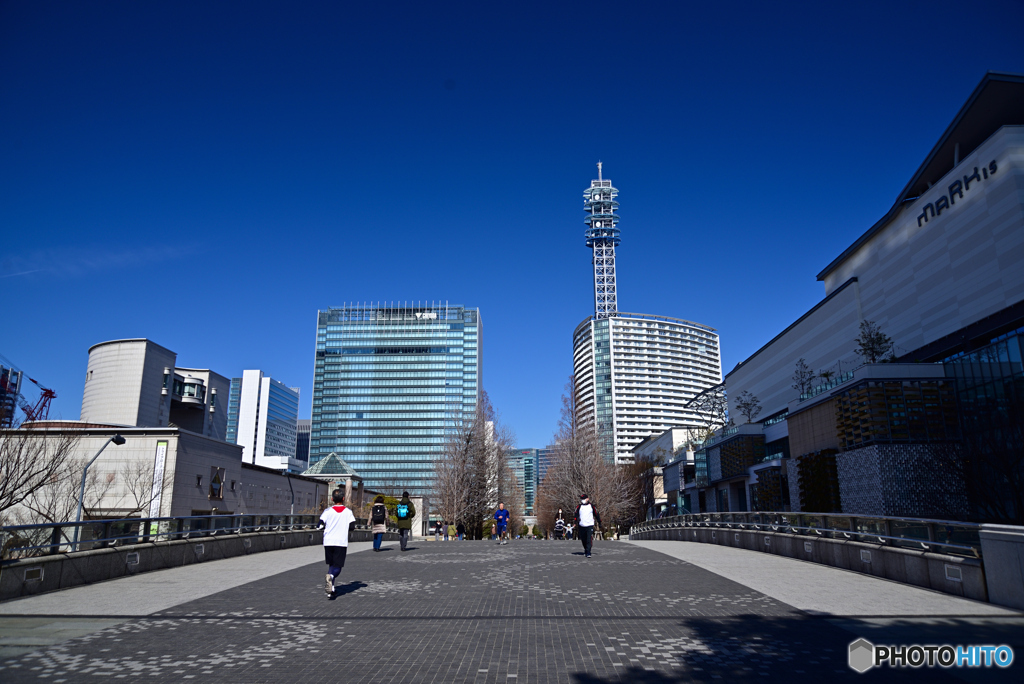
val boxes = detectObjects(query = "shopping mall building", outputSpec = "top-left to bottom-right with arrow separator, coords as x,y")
681,72 -> 1024,522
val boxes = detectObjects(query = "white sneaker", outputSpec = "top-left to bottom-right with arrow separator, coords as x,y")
324,573 -> 334,596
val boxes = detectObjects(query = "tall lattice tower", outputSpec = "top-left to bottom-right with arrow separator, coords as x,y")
584,162 -> 620,319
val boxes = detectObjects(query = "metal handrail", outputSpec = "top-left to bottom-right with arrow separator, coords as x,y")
629,511 -> 988,558
0,513 -> 324,561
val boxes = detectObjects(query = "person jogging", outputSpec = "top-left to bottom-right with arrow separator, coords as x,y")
494,502 -> 510,545
319,489 -> 356,597
574,493 -> 602,558
395,491 -> 416,552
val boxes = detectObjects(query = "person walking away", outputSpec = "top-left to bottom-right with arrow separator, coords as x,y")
370,495 -> 388,551
456,521 -> 466,541
447,521 -> 457,541
395,491 -> 416,552
434,521 -> 442,542
319,489 -> 356,597
494,502 -> 510,545
574,493 -> 602,558
554,513 -> 565,541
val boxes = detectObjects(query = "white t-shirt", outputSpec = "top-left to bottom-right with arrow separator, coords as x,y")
320,505 -> 356,547
578,503 -> 595,527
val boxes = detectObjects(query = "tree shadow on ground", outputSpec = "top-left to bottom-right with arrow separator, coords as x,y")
567,612 -> 1020,683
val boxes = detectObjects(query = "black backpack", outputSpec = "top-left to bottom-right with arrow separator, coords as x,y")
371,504 -> 386,524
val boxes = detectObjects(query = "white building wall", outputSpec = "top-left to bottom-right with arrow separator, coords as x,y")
726,126 -> 1024,421
81,339 -> 176,427
824,126 -> 1024,351
236,370 -> 300,471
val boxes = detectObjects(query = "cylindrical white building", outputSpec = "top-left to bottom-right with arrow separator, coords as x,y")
573,312 -> 722,464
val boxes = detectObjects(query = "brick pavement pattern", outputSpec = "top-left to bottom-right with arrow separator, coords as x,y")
0,540 -> 963,683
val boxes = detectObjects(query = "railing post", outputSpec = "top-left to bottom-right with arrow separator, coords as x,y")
49,525 -> 62,555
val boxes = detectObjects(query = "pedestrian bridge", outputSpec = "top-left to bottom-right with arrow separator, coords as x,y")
1,537 -> 1020,682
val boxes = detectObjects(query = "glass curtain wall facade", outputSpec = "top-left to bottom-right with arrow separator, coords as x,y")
510,448 -> 539,516
311,303 -> 481,496
226,377 -> 242,444
573,312 -> 722,464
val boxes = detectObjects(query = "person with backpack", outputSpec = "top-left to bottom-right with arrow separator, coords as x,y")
395,491 -> 416,552
318,488 -> 356,597
369,495 -> 388,551
574,493 -> 602,559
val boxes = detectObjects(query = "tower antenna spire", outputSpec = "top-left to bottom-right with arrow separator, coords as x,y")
583,164 -> 620,319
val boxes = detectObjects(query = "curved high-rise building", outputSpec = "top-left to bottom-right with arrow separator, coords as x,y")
573,166 -> 722,464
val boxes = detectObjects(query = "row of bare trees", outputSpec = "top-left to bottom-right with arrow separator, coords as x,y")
433,391 -> 523,539
0,427 -> 168,528
536,376 -> 635,533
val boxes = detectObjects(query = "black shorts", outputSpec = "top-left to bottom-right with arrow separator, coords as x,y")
324,546 -> 348,568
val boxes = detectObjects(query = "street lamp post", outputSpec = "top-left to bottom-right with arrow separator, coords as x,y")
72,433 -> 126,551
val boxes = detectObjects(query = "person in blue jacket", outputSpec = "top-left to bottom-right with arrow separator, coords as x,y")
494,502 -> 510,545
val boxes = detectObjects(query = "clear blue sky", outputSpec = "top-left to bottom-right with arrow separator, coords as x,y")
2,1 -> 1023,448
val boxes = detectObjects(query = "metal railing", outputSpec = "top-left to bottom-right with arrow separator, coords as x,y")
630,511 -> 983,558
0,513 -> 394,561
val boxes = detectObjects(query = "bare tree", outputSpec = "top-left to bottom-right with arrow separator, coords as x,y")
792,358 -> 817,396
117,458 -> 172,517
734,390 -> 762,423
854,320 -> 892,363
0,427 -> 81,524
537,376 -> 636,535
433,390 -> 520,539
683,382 -> 731,445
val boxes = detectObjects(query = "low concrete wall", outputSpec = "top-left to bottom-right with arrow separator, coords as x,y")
0,529 -> 399,602
631,526 -> 988,604
979,524 -> 1024,610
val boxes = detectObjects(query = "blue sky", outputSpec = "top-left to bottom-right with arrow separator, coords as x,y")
2,1 -> 1023,448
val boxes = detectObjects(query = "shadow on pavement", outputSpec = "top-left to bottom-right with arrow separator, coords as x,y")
328,581 -> 367,600
565,612 -> 1023,683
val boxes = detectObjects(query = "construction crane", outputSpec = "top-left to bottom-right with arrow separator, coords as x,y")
0,352 -> 56,424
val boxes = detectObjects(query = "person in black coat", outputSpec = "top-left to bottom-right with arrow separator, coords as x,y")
573,493 -> 602,558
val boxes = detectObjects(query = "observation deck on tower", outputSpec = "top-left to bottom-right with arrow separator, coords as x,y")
584,162 -> 620,319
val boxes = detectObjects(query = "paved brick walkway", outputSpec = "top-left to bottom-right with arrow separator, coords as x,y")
0,539 -> 1019,682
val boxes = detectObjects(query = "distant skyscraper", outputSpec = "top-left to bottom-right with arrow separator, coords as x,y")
572,167 -> 722,464
295,419 -> 311,465
510,448 -> 539,517
230,370 -> 301,472
310,302 -> 481,497
226,377 -> 242,444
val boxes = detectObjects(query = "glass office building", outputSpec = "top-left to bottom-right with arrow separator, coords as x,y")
310,303 -> 481,496
225,378 -> 242,444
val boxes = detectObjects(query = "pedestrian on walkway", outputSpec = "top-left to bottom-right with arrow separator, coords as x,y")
494,502 -> 510,545
447,521 -> 457,541
456,521 -> 466,541
574,493 -> 602,558
434,521 -> 442,542
443,521 -> 450,541
565,522 -> 574,541
370,495 -> 388,551
319,489 -> 356,597
554,512 -> 565,540
395,491 -> 416,552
